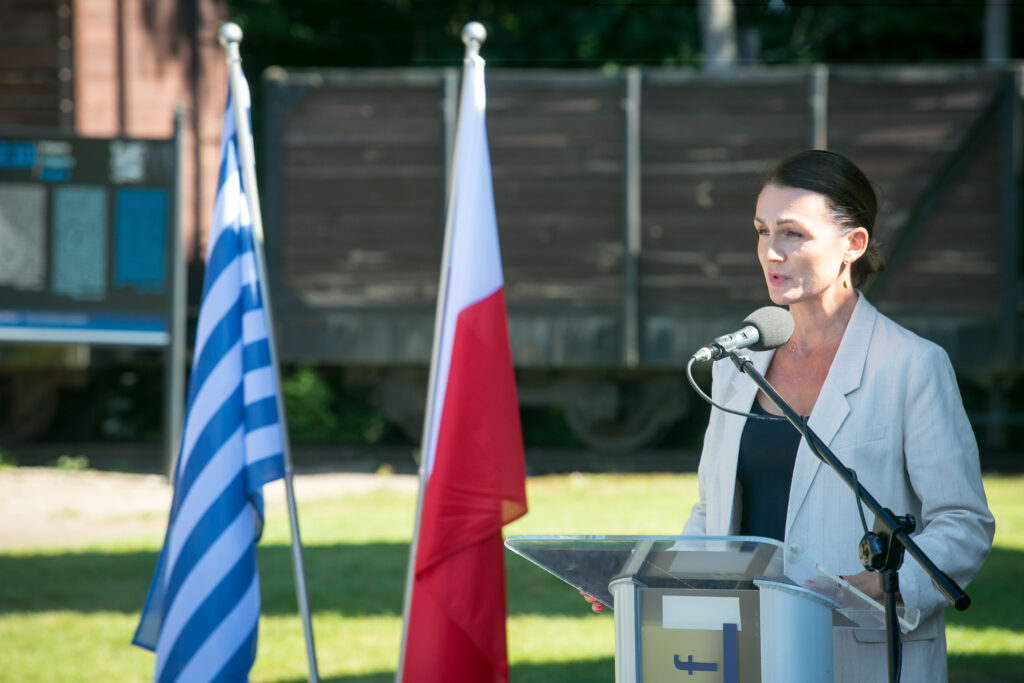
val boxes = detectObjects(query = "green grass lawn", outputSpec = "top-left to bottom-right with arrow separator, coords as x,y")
0,472 -> 1020,682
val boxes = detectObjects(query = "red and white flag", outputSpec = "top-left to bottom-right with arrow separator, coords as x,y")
397,51 -> 527,682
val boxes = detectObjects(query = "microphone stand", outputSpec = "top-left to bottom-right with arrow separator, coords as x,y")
727,351 -> 970,683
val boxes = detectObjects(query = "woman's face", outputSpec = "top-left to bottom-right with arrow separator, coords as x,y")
754,183 -> 862,308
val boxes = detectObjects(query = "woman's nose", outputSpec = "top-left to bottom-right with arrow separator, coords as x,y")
763,236 -> 784,262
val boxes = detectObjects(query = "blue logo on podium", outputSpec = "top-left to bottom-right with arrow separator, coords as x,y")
673,622 -> 738,681
674,654 -> 717,674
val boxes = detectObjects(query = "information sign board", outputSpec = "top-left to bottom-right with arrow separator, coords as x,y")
0,133 -> 176,345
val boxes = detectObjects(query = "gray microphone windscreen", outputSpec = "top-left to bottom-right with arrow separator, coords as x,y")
743,306 -> 794,351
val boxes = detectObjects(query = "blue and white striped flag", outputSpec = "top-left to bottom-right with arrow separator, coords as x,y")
133,73 -> 286,683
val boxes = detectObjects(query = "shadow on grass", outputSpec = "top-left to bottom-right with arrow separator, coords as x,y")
1,542 -> 1021,637
949,654 -> 1024,683
0,543 -> 583,618
275,657 -> 615,683
944,545 -> 1024,634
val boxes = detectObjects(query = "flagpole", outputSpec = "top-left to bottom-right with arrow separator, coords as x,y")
218,22 -> 320,683
395,21 -> 486,683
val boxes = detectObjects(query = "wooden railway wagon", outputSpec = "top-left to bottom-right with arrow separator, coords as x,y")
263,64 -> 1023,450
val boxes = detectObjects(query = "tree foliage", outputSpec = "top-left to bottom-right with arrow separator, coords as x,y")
230,0 -> 1021,76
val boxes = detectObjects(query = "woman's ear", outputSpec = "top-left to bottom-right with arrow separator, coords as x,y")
847,227 -> 869,262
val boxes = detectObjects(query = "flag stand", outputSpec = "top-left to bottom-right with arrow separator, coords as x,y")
395,21 -> 487,683
218,22 -> 321,683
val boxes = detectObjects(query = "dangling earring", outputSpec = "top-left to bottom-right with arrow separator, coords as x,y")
842,256 -> 850,289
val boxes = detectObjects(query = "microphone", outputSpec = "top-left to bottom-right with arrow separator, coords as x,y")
692,306 -> 794,362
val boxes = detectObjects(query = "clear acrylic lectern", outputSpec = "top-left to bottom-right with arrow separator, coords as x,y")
505,535 -> 920,683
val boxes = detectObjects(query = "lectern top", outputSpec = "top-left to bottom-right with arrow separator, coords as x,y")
505,535 -> 920,632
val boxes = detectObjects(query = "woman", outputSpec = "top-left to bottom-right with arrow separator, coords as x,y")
682,150 -> 994,682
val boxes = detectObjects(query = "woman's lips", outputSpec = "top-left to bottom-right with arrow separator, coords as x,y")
767,272 -> 788,286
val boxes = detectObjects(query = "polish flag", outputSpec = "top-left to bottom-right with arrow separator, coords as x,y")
397,51 -> 527,682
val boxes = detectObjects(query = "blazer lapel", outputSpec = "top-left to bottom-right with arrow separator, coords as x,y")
785,295 -> 878,537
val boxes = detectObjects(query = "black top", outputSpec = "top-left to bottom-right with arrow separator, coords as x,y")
736,399 -> 802,542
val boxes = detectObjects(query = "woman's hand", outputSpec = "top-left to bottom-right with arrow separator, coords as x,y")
840,570 -> 884,601
578,589 -> 604,613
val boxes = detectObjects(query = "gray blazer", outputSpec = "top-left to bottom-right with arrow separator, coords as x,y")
683,294 -> 994,682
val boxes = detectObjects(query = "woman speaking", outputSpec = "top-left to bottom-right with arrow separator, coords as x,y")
682,150 -> 994,682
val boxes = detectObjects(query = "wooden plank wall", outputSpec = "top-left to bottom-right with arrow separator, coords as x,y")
489,73 -> 625,307
280,80 -> 447,309
266,67 -> 1012,369
270,75 -> 446,363
829,74 -> 1004,311
640,75 -> 812,308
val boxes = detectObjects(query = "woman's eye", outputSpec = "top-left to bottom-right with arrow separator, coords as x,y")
786,230 -> 803,239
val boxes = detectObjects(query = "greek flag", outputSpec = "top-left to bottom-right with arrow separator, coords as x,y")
133,73 -> 286,682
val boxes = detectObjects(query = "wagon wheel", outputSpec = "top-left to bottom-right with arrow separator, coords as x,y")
565,378 -> 690,453
0,372 -> 63,444
368,373 -> 428,444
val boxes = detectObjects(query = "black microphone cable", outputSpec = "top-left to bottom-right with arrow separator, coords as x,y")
685,356 -> 788,422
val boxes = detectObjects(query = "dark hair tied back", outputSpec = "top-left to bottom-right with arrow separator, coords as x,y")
766,150 -> 886,287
